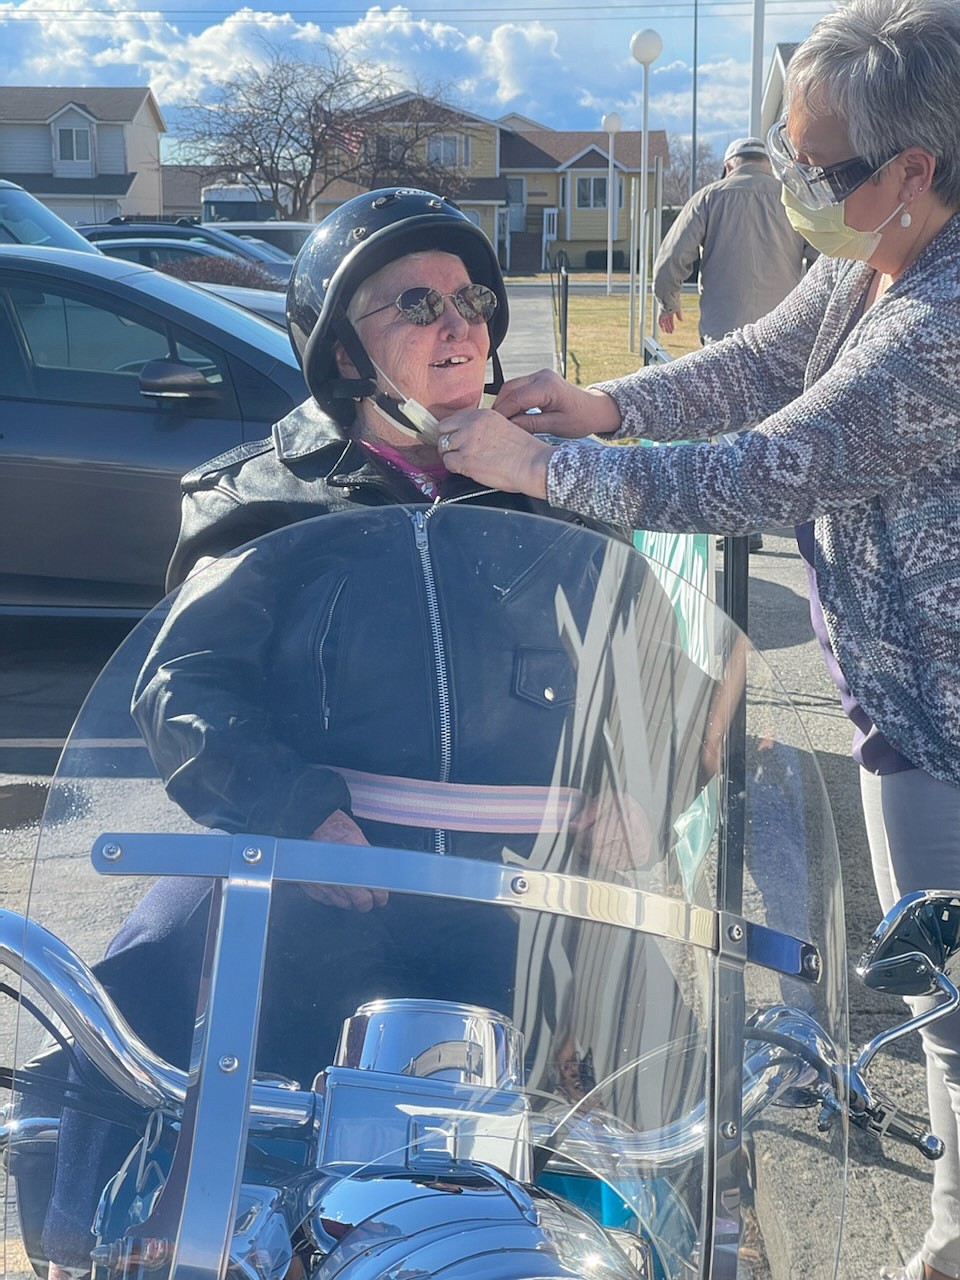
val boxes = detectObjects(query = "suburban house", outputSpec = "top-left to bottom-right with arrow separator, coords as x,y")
308,94 -> 668,272
497,113 -> 669,271
0,86 -> 166,225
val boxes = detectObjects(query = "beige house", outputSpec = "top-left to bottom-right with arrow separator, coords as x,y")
0,86 -> 166,225
498,120 -> 669,271
310,95 -> 667,272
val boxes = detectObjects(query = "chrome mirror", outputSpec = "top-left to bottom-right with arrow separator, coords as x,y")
857,890 -> 960,997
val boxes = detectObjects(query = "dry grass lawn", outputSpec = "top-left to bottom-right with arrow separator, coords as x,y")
561,285 -> 701,387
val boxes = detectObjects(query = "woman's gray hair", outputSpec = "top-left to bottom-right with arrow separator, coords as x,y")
785,0 -> 960,209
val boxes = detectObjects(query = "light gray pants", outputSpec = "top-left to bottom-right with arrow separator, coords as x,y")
861,766 -> 960,1277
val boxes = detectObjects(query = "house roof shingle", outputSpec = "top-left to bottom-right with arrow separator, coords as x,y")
0,86 -> 162,127
500,128 -> 668,172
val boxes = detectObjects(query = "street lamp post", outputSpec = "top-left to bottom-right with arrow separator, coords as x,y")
601,111 -> 621,296
630,27 -> 663,354
690,0 -> 699,198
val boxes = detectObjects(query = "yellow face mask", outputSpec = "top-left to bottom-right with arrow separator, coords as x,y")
781,184 -> 904,261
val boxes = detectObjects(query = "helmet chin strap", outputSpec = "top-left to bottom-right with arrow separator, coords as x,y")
327,306 -> 504,442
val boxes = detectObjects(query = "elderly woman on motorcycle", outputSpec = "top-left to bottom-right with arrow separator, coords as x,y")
437,3 -> 960,1279
43,190 -> 707,1279
165,186 -> 610,592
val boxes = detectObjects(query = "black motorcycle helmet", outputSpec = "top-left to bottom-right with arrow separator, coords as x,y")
287,187 -> 510,418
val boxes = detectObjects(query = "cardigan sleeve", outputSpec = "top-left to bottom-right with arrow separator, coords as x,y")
547,287 -> 960,534
590,253 -> 840,445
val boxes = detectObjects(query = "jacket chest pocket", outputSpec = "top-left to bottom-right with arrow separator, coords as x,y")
513,647 -> 576,709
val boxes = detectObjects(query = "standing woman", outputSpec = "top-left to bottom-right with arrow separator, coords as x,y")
439,4 -> 960,1277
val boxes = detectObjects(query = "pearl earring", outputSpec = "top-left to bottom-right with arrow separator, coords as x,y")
900,208 -> 913,228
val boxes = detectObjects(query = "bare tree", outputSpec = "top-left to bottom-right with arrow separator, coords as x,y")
173,48 -> 466,219
662,135 -> 722,205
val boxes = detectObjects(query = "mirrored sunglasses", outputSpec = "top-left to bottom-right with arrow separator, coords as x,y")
356,283 -> 499,327
766,118 -> 891,211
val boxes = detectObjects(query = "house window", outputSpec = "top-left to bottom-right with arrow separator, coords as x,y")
427,134 -> 461,168
576,176 -> 607,209
374,135 -> 405,167
58,128 -> 90,162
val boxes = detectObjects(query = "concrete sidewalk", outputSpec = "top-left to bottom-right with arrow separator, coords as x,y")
499,285 -> 558,378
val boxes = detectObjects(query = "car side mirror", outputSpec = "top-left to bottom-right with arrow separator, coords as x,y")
139,358 -> 219,401
857,890 -> 960,997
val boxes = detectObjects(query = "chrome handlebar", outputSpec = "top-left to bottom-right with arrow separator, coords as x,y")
0,909 -> 315,1131
0,910 -> 942,1162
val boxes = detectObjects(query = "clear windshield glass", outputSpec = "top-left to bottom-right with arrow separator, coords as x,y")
2,507 -> 846,1280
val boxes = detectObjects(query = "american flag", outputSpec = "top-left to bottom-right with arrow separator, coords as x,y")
327,118 -> 364,156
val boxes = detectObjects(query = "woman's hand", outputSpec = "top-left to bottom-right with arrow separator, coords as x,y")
437,408 -> 555,497
493,370 -> 621,439
303,809 -> 388,911
573,792 -> 653,876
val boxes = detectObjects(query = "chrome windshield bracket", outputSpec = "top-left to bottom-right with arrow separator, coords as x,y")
745,920 -> 823,985
136,834 -> 277,1280
92,832 -> 720,950
717,910 -> 821,983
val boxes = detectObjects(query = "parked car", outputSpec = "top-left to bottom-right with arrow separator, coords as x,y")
78,220 -> 293,283
0,180 -> 100,253
0,246 -> 307,614
194,281 -> 288,325
93,236 -> 280,290
208,220 -> 318,258
96,236 -> 249,269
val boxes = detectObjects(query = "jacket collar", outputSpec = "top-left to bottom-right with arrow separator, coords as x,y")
273,398 -> 380,483
273,398 -> 354,459
272,397 -> 493,501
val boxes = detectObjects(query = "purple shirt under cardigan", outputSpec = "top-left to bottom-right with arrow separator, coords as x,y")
795,520 -> 913,774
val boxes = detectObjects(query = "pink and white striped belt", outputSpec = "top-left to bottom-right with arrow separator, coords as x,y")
333,767 -> 586,834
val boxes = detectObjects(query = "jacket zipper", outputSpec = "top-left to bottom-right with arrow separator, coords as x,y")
412,508 -> 452,855
439,487 -> 498,506
317,576 -> 348,731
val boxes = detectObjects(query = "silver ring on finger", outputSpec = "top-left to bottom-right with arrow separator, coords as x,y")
438,432 -> 451,452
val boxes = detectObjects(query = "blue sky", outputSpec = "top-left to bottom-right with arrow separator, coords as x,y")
0,0 -> 837,154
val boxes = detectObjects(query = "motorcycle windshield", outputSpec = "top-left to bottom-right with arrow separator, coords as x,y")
3,507 -> 846,1280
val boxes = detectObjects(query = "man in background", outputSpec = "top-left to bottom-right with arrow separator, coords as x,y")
652,135 -> 814,549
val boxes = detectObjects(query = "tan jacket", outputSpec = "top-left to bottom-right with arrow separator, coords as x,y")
653,163 -> 812,341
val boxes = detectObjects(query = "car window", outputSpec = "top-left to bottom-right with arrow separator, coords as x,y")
149,245 -> 199,264
0,280 -> 238,414
101,243 -> 147,264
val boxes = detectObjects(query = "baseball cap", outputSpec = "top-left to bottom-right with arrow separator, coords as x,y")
723,136 -> 768,164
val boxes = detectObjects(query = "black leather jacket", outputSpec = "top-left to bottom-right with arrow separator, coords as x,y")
138,506 -> 713,856
166,399 -> 619,593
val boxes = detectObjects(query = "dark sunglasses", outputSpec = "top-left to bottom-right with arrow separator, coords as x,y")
767,119 -> 894,210
355,283 -> 499,327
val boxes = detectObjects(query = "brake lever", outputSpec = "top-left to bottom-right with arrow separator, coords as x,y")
845,1074 -> 944,1160
855,1080 -> 942,1162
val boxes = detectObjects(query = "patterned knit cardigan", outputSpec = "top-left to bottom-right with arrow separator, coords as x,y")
548,213 -> 960,787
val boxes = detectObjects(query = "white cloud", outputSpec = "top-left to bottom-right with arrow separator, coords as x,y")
0,0 -> 832,143
482,23 -> 562,106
